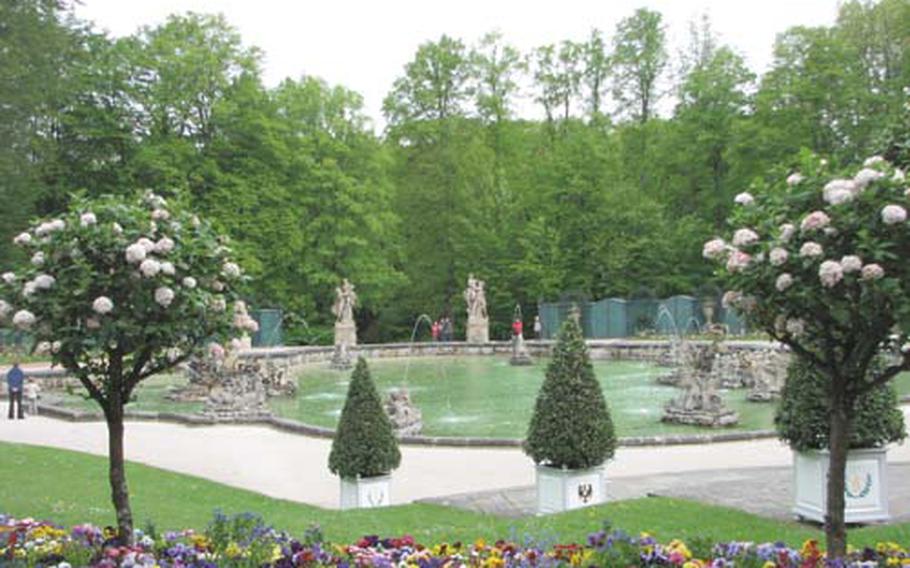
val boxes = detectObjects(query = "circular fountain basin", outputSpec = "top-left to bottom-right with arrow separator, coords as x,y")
270,356 -> 779,439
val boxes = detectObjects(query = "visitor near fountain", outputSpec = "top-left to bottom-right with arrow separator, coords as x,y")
441,316 -> 453,342
431,320 -> 440,342
6,361 -> 25,420
533,315 -> 542,339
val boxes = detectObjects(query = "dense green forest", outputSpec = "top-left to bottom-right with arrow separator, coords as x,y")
2,0 -> 908,342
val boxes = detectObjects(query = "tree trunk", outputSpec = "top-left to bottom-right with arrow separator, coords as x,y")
825,390 -> 851,558
106,403 -> 134,545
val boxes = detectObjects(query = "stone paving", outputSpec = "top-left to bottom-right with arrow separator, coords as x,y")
420,463 -> 910,523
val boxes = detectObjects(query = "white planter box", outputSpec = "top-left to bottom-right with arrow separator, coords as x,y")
339,474 -> 391,510
793,448 -> 889,523
536,464 -> 606,515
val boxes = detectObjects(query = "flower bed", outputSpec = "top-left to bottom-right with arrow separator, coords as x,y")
2,512 -> 909,567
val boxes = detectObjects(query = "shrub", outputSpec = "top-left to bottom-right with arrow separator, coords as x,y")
524,318 -> 616,469
328,357 -> 401,479
775,356 -> 906,452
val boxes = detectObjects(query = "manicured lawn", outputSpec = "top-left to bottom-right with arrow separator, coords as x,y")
1,441 -> 908,547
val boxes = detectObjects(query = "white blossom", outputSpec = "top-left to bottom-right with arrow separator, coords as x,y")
22,281 -> 37,297
13,232 -> 32,246
154,286 -> 175,307
2,272 -> 16,284
732,228 -> 759,247
861,263 -> 885,281
825,188 -> 853,206
841,255 -> 862,273
80,212 -> 97,227
823,179 -> 857,204
154,237 -> 175,254
881,204 -> 907,225
125,243 -> 147,264
211,280 -> 225,292
785,318 -> 805,336
34,341 -> 51,355
779,223 -> 796,243
819,260 -> 843,288
233,314 -> 259,333
92,296 -> 114,315
222,262 -> 241,279
160,261 -> 176,275
34,274 -> 55,290
51,341 -> 61,353
85,317 -> 101,329
800,211 -> 830,232
31,252 -> 45,266
191,215 -> 201,228
0,300 -> 11,319
210,296 -> 227,312
854,167 -> 885,189
702,238 -> 727,260
112,222 -> 123,235
12,310 -> 36,329
776,273 -> 793,292
786,172 -> 804,186
137,237 -> 156,253
734,192 -> 754,206
799,242 -> 823,258
769,247 -> 788,266
151,208 -> 170,221
35,219 -> 65,236
893,169 -> 905,182
139,258 -> 161,278
726,250 -> 752,273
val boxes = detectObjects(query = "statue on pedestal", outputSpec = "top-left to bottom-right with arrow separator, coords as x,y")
332,279 -> 357,346
463,274 -> 489,343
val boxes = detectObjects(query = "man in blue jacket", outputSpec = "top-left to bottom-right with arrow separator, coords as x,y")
7,361 -> 24,419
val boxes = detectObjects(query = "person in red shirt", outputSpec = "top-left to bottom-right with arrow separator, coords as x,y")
511,318 -> 523,338
431,320 -> 441,342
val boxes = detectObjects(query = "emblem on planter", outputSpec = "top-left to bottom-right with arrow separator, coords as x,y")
845,472 -> 873,499
577,483 -> 594,503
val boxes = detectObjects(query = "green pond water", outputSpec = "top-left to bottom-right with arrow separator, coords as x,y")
272,357 -> 776,439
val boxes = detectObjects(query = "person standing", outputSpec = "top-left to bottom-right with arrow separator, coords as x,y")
431,320 -> 440,342
533,315 -> 543,339
442,317 -> 453,342
512,317 -> 523,338
7,361 -> 25,420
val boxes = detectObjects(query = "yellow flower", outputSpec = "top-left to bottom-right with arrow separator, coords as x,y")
271,544 -> 282,562
684,561 -> 705,568
474,538 -> 486,550
886,558 -> 900,566
482,557 -> 504,568
762,561 -> 776,568
224,542 -> 243,559
190,534 -> 211,550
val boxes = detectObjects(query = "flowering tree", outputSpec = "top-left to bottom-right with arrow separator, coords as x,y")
704,155 -> 909,557
0,192 -> 254,544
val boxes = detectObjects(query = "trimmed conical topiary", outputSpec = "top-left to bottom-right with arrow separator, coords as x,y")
775,356 -> 906,452
328,357 -> 401,479
524,318 -> 617,469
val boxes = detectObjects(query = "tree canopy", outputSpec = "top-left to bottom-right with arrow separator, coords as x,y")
3,0 -> 909,341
